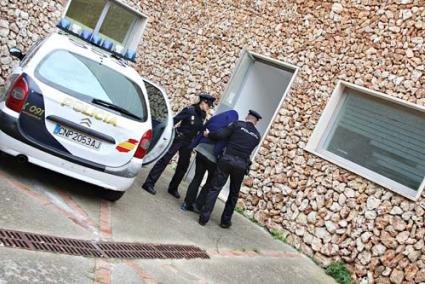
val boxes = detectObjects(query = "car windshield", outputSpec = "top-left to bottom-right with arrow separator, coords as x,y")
36,50 -> 147,121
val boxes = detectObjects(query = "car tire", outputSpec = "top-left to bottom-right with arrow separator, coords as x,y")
100,189 -> 125,202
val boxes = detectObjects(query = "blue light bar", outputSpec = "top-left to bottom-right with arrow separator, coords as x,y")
57,18 -> 71,30
124,49 -> 137,62
102,40 -> 114,51
80,30 -> 92,41
56,18 -> 138,63
70,23 -> 82,35
90,35 -> 103,46
114,45 -> 124,54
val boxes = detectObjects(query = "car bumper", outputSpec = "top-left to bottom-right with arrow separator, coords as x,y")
0,109 -> 142,191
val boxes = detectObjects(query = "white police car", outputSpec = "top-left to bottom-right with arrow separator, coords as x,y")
0,2 -> 174,201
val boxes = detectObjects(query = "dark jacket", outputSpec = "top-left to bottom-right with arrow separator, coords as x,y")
191,110 -> 239,158
173,104 -> 206,142
208,120 -> 261,160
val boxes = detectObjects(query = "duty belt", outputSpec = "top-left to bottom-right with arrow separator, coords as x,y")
223,149 -> 249,160
175,129 -> 193,141
175,129 -> 183,138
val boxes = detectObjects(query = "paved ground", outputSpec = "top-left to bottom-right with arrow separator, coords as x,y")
0,153 -> 335,284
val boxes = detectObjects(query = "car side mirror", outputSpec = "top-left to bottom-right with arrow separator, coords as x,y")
9,47 -> 25,60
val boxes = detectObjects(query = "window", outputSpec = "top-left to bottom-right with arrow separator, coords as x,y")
143,80 -> 169,151
143,80 -> 168,123
306,81 -> 425,200
36,50 -> 147,121
64,0 -> 145,48
99,4 -> 138,44
65,0 -> 105,31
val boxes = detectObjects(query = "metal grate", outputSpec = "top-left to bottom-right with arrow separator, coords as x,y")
0,229 -> 209,260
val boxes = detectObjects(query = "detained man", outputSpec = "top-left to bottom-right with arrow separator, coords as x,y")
181,109 -> 239,212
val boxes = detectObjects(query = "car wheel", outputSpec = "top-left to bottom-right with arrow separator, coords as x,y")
100,189 -> 125,202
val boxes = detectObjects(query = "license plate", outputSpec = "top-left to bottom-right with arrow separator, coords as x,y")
53,124 -> 102,150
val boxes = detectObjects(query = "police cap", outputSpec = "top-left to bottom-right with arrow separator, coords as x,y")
248,109 -> 262,120
199,92 -> 216,106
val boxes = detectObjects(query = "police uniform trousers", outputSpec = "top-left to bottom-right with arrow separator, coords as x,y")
184,152 -> 216,209
200,154 -> 246,224
143,137 -> 192,193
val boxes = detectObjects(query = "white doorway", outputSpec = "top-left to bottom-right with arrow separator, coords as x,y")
185,50 -> 299,199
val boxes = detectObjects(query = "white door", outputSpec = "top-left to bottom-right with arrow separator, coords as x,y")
142,79 -> 174,166
215,49 -> 255,114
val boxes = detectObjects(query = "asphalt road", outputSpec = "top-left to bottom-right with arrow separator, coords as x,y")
0,153 -> 335,284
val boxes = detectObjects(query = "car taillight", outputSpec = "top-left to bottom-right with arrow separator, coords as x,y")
134,129 -> 152,159
5,75 -> 29,112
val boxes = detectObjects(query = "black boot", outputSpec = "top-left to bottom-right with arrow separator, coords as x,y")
180,202 -> 194,211
193,204 -> 202,214
198,216 -> 208,226
168,189 -> 180,199
219,221 -> 232,229
142,183 -> 156,195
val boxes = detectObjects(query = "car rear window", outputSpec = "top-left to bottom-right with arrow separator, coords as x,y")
36,50 -> 147,121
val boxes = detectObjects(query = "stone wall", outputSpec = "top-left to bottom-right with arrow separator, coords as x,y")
1,0 -> 425,283
0,0 -> 62,85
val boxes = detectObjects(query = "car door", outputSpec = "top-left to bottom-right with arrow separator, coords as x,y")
142,78 -> 174,166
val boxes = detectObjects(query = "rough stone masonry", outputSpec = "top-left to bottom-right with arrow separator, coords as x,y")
1,0 -> 425,283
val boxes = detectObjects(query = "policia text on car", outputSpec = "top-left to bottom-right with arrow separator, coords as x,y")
142,93 -> 216,198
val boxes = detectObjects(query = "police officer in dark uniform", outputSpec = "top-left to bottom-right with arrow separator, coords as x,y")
199,110 -> 262,228
142,93 -> 216,198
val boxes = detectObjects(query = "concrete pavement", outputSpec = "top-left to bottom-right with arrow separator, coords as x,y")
0,153 -> 335,283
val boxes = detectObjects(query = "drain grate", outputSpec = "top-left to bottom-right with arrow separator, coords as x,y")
0,229 -> 209,260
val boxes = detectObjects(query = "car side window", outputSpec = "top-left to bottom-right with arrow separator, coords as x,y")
20,40 -> 43,67
144,81 -> 168,124
143,80 -> 169,150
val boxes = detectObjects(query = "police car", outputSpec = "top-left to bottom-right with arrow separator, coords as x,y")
0,1 -> 174,201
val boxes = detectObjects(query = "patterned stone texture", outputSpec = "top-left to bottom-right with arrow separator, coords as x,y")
1,1 -> 425,282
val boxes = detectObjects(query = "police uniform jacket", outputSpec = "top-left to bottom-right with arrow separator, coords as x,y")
173,104 -> 206,142
208,120 -> 260,165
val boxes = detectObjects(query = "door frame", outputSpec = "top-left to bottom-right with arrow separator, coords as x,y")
218,49 -> 299,162
184,50 -> 299,189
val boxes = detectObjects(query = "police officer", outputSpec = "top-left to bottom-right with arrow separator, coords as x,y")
199,110 -> 262,228
142,93 -> 216,198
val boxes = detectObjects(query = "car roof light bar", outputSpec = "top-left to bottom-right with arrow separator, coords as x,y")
58,0 -> 147,63
56,23 -> 137,63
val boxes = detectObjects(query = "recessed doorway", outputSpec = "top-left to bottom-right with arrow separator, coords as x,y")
185,50 -> 299,199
